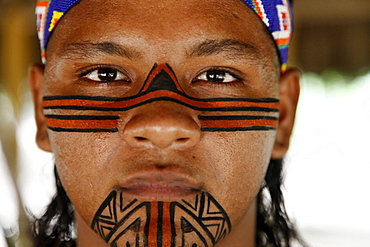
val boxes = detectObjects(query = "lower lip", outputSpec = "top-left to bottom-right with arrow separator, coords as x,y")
120,185 -> 199,201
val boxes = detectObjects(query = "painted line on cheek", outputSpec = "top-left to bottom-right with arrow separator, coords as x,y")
43,93 -> 279,112
201,126 -> 277,132
199,115 -> 278,132
44,114 -> 119,133
43,96 -> 279,133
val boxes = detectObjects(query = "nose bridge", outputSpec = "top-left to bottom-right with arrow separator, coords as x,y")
123,64 -> 201,150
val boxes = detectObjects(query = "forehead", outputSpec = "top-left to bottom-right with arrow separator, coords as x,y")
57,0 -> 260,30
47,0 -> 277,62
47,0 -> 279,77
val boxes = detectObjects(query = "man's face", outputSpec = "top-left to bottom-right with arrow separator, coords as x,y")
32,0 -> 296,245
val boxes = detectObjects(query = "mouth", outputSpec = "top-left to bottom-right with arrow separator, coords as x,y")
121,185 -> 199,201
117,170 -> 202,201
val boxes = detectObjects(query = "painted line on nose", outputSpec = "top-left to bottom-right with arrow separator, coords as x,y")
43,92 -> 279,112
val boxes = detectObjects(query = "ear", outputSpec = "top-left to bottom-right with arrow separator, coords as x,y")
271,68 -> 300,159
29,63 -> 52,152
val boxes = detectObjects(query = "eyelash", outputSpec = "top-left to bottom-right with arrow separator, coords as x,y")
79,65 -> 131,83
77,65 -> 244,86
192,68 -> 244,85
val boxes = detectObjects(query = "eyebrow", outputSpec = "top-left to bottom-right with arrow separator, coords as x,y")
59,39 -> 261,62
187,39 -> 262,61
60,41 -> 143,60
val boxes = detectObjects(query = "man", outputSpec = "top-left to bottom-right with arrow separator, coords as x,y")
30,0 -> 302,246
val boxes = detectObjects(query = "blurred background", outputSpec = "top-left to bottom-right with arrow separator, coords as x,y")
0,0 -> 369,246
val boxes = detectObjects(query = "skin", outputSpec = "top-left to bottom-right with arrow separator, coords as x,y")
29,0 -> 300,246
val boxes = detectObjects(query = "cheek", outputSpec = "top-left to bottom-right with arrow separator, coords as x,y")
49,131 -> 121,221
202,131 -> 276,223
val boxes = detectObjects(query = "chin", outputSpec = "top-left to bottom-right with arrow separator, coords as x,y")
91,190 -> 231,246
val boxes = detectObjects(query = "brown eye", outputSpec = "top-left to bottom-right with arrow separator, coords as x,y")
83,68 -> 129,82
195,69 -> 238,83
97,68 -> 117,81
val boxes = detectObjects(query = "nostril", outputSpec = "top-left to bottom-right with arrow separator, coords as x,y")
135,136 -> 148,142
177,137 -> 190,143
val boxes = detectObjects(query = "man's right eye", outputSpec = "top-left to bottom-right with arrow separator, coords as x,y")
82,67 -> 129,82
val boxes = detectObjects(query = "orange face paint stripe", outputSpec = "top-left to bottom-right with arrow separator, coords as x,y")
200,119 -> 277,129
45,118 -> 118,129
44,114 -> 119,132
147,202 -> 172,247
43,92 -> 279,112
162,202 -> 172,247
148,202 -> 158,247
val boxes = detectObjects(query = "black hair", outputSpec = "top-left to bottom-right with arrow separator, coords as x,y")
32,159 -> 306,247
32,168 -> 76,247
257,159 -> 306,247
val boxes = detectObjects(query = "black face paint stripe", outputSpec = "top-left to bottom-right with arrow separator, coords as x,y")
44,114 -> 120,132
43,94 -> 278,103
198,115 -> 278,131
44,114 -> 119,120
198,115 -> 278,121
43,95 -> 279,112
47,127 -> 119,133
200,126 -> 277,132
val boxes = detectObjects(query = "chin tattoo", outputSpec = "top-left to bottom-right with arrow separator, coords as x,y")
91,190 -> 231,247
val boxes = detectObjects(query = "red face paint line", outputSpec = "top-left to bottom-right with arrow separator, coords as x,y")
43,64 -> 279,133
91,191 -> 231,247
44,114 -> 119,132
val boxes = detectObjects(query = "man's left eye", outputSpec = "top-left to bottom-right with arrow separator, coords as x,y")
83,68 -> 129,82
195,69 -> 239,83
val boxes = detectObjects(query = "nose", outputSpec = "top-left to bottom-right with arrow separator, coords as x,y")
123,103 -> 201,150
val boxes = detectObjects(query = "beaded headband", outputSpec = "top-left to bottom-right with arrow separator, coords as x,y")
36,0 -> 293,70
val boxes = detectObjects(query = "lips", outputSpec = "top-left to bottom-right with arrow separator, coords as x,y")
117,170 -> 202,201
